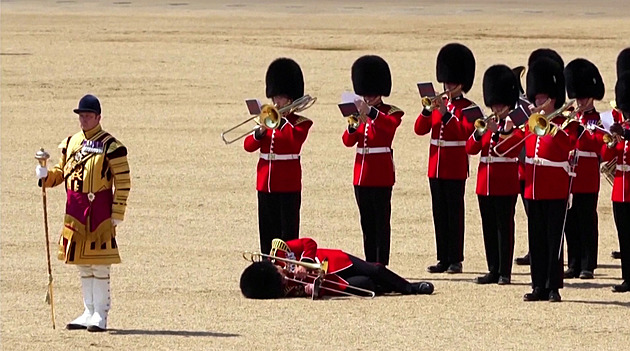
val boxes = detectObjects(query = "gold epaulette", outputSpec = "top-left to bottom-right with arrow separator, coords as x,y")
106,139 -> 124,155
561,118 -> 580,129
387,105 -> 403,115
294,116 -> 311,125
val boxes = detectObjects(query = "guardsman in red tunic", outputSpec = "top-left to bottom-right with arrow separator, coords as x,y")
522,56 -> 580,303
562,59 -> 606,280
515,49 -> 565,266
601,72 -> 630,293
239,238 -> 434,299
243,58 -> 313,255
466,65 -> 524,285
342,55 -> 404,266
611,47 -> 630,260
415,43 -> 477,274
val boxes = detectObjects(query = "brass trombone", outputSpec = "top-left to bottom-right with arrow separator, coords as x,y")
221,95 -> 317,144
242,251 -> 376,299
493,100 -> 576,157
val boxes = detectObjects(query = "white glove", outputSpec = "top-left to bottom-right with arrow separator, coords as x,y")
111,219 -> 122,227
35,166 -> 48,179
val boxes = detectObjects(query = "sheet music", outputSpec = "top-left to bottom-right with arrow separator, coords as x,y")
341,91 -> 362,104
600,110 -> 614,131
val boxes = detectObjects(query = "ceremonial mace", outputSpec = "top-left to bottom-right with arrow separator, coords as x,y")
35,148 -> 56,329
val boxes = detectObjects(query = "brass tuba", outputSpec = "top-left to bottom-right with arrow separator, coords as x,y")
221,95 -> 317,144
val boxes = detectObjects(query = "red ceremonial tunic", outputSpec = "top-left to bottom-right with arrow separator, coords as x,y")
466,125 -> 525,196
243,113 -> 312,192
341,104 -> 403,187
601,125 -> 630,202
524,116 -> 579,200
414,96 -> 476,180
280,238 -> 354,297
571,110 -> 605,194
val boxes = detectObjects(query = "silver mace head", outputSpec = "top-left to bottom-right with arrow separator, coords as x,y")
35,148 -> 50,167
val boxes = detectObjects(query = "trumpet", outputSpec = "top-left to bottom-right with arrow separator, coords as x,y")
242,251 -> 375,299
221,95 -> 317,144
474,106 -> 510,133
421,90 -> 451,108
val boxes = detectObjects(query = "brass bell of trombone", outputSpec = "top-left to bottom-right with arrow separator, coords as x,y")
221,95 -> 316,144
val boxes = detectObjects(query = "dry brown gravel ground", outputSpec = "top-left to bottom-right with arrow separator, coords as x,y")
1,1 -> 629,350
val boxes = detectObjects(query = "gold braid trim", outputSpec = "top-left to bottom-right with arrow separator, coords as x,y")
107,140 -> 131,220
387,105 -> 403,115
294,116 -> 311,125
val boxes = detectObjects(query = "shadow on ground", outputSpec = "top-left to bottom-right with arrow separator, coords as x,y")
564,299 -> 630,308
108,329 -> 240,337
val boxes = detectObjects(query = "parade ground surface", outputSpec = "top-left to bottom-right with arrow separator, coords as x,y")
2,0 -> 630,350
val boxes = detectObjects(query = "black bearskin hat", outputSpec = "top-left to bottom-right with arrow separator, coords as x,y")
436,43 -> 476,93
527,48 -> 564,68
617,48 -> 630,78
265,58 -> 304,101
565,58 -> 605,100
239,261 -> 284,299
351,55 -> 392,97
512,66 -> 526,94
483,65 -> 520,108
526,57 -> 566,109
616,71 -> 630,113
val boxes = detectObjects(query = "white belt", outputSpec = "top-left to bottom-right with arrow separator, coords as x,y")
356,147 -> 391,154
616,164 -> 630,172
480,156 -> 519,163
525,157 -> 574,176
430,139 -> 466,147
574,150 -> 598,158
259,153 -> 300,161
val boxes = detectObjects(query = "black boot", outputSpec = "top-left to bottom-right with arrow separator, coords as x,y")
515,252 -> 530,266
411,282 -> 434,295
612,281 -> 630,293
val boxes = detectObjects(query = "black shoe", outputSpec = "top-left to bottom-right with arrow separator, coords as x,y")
87,325 -> 107,332
427,262 -> 448,273
411,282 -> 434,295
65,323 -> 87,330
473,273 -> 499,284
579,270 -> 594,279
564,268 -> 580,279
515,253 -> 530,266
612,251 -> 621,259
548,290 -> 562,302
497,276 -> 511,285
612,281 -> 630,293
446,262 -> 462,274
523,287 -> 547,302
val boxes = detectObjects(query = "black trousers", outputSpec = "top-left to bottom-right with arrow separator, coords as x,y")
565,193 -> 599,272
519,180 -> 530,216
354,186 -> 392,266
528,199 -> 567,290
519,180 -> 530,253
478,195 -> 517,277
612,202 -> 630,281
257,191 -> 301,255
429,178 -> 465,264
337,255 -> 413,295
